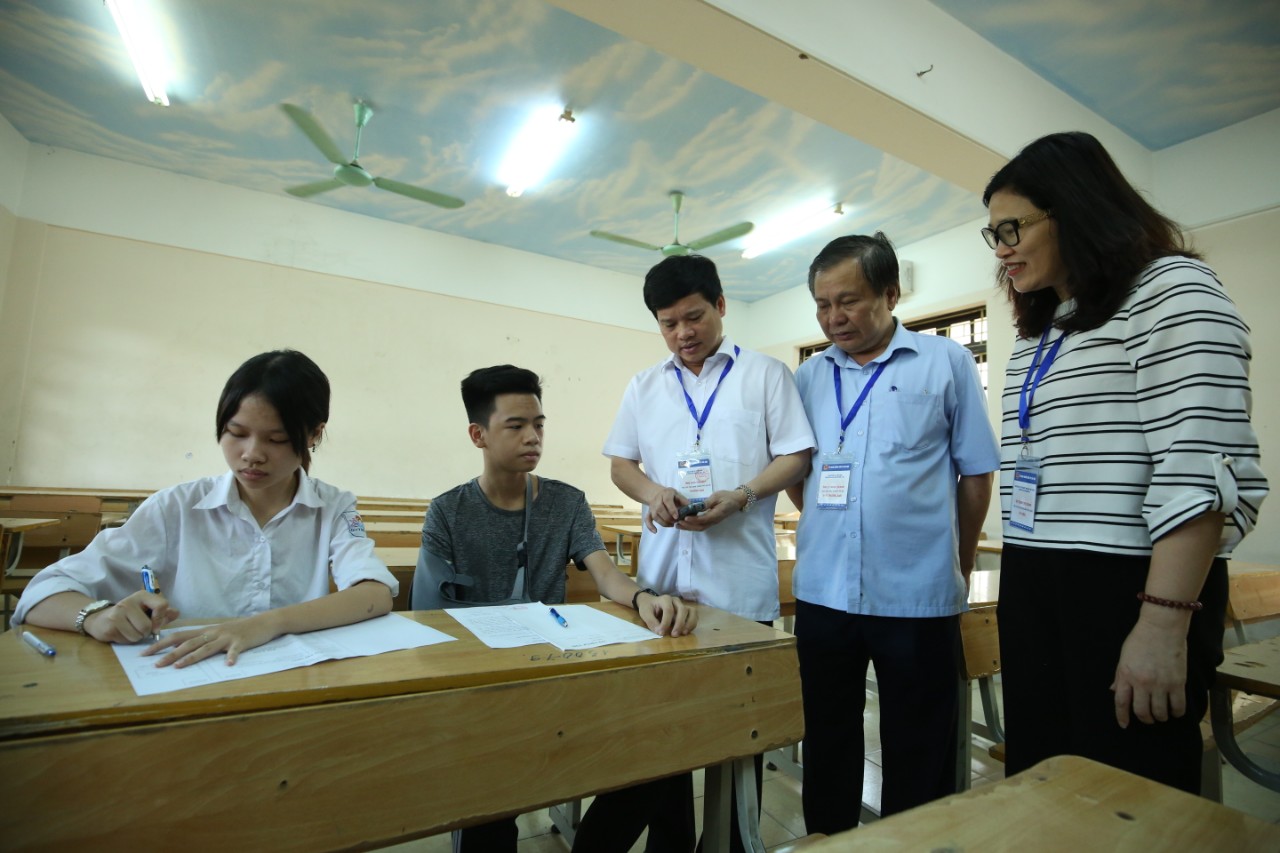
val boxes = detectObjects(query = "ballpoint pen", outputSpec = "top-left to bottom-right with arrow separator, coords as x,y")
548,607 -> 569,628
21,630 -> 56,657
141,565 -> 161,642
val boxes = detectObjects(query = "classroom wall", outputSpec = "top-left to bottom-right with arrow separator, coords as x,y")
0,220 -> 662,504
1192,207 -> 1279,563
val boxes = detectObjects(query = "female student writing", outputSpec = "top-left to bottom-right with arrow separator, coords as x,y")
983,131 -> 1267,793
14,349 -> 397,667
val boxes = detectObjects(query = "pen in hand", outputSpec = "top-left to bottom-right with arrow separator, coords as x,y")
141,565 -> 161,642
22,630 -> 56,657
549,607 -> 569,628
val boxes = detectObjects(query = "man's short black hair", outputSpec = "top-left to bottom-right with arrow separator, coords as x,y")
807,232 -> 899,297
642,254 -> 723,315
461,365 -> 542,426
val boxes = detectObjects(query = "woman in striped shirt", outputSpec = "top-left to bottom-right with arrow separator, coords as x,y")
982,131 -> 1266,793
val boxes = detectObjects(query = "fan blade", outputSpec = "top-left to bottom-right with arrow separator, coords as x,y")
372,177 -> 465,209
280,104 -> 348,166
686,222 -> 755,251
285,179 -> 345,198
589,230 -> 663,252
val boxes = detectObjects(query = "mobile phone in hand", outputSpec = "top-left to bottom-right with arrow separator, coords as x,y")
676,501 -> 706,520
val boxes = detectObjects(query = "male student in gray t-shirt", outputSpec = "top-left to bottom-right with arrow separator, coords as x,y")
417,364 -> 697,853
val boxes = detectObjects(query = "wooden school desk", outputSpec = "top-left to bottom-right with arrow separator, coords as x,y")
0,605 -> 801,852
0,517 -> 60,572
804,754 -> 1279,850
600,522 -> 643,569
1212,635 -> 1280,793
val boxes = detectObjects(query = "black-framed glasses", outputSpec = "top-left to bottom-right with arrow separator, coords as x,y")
981,210 -> 1052,249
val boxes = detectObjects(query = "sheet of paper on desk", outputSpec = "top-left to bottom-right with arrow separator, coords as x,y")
112,613 -> 457,696
447,602 -> 659,651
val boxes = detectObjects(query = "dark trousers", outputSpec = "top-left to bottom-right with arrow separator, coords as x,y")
998,544 -> 1227,794
795,600 -> 962,834
572,758 -> 764,853
455,819 -> 517,852
572,774 -> 696,853
573,616 -> 772,853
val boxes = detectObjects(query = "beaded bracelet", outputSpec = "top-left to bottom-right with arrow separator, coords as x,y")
1136,591 -> 1203,611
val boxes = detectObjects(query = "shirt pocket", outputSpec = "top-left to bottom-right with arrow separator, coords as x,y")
870,392 -> 945,452
713,407 -> 766,468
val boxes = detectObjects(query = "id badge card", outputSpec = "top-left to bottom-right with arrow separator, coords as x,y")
1009,455 -> 1041,532
676,451 -> 716,501
816,454 -> 854,509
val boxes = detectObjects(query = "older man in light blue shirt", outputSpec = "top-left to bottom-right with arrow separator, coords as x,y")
786,233 -> 999,834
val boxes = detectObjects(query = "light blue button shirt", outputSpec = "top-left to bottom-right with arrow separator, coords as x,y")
793,323 -> 1000,617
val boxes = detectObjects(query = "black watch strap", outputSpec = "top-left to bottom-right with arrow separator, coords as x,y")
631,587 -> 658,610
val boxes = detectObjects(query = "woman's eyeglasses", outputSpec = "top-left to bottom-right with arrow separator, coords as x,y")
981,210 -> 1052,249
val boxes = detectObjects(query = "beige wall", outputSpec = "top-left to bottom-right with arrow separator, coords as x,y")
0,222 -> 662,504
1192,208 -> 1279,562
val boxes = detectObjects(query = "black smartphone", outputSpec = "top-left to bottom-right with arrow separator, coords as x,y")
676,501 -> 706,520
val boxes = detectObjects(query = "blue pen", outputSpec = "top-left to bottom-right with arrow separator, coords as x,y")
141,565 -> 161,641
549,607 -> 569,628
22,630 -> 56,657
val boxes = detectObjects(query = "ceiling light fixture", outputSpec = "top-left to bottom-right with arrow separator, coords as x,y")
105,0 -> 169,106
741,202 -> 845,260
498,106 -> 578,198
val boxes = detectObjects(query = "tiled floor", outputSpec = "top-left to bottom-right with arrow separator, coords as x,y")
383,671 -> 1280,852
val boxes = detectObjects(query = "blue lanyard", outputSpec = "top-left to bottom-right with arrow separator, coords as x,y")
833,360 -> 887,453
672,345 -> 740,446
1018,327 -> 1067,443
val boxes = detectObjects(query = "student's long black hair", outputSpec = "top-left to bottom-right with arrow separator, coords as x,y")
983,131 -> 1199,339
216,350 -> 330,472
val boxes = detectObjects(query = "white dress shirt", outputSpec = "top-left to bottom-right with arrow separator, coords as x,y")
603,337 -> 815,620
13,471 -> 397,624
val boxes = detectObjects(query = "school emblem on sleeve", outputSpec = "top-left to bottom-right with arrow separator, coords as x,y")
341,511 -> 367,538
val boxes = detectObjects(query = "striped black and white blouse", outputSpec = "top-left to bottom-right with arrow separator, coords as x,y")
999,256 -> 1267,556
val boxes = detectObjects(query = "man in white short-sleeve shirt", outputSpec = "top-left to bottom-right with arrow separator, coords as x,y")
581,254 -> 814,853
602,255 -> 814,621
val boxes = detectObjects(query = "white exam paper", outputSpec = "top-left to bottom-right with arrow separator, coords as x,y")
447,602 -> 659,651
112,613 -> 457,696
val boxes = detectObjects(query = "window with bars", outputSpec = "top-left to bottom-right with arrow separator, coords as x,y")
796,305 -> 989,389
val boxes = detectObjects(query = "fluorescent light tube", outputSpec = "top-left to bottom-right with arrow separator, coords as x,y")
105,0 -> 169,106
742,202 -> 844,259
498,107 -> 578,197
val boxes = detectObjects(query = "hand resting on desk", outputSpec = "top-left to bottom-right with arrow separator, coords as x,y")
636,592 -> 698,637
145,615 -> 280,668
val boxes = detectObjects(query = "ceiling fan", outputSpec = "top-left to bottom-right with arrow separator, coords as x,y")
279,102 -> 465,209
590,191 -> 753,257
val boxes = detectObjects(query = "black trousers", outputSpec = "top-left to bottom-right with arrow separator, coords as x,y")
455,818 -> 517,852
571,757 -> 764,853
573,618 -> 772,853
997,543 -> 1228,794
795,600 -> 961,834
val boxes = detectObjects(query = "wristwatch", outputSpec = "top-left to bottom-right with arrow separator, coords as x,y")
631,587 -> 658,610
75,599 -> 114,635
735,484 -> 758,512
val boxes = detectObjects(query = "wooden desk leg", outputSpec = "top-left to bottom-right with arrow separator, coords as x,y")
703,763 -> 732,853
1210,683 -> 1280,793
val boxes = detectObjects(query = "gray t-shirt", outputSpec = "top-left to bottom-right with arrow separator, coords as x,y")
421,476 -> 606,604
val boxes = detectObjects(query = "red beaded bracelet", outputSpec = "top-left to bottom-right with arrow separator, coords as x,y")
1136,591 -> 1203,611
